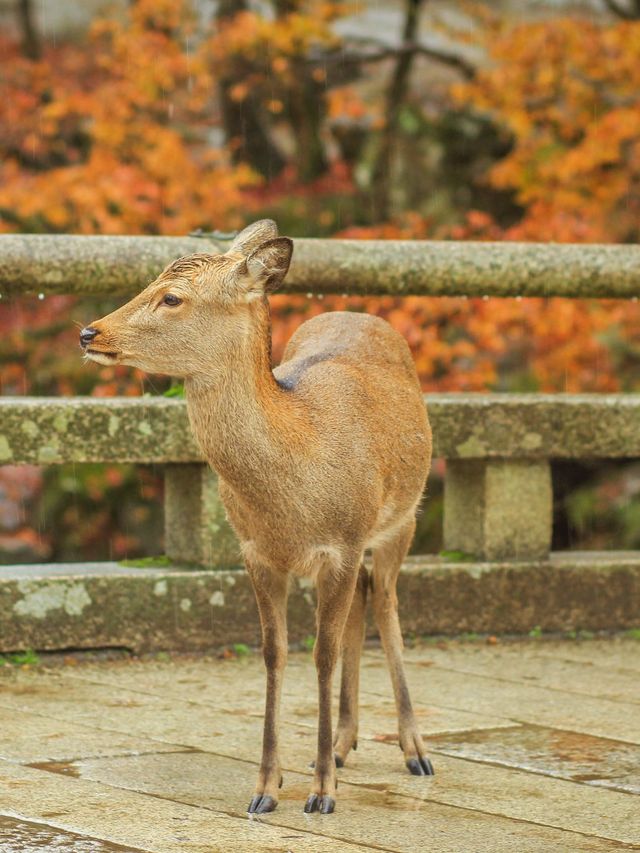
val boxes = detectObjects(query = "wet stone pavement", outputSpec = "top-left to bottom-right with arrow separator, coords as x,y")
1,639 -> 639,852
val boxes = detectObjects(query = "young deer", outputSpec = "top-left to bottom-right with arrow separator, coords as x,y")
80,220 -> 433,814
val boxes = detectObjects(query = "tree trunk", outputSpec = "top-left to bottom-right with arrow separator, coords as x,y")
17,0 -> 41,61
272,0 -> 328,183
369,0 -> 423,222
216,0 -> 286,180
286,63 -> 328,183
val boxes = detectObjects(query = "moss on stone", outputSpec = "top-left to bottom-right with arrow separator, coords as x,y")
1,553 -> 639,652
2,394 -> 640,465
119,556 -> 174,569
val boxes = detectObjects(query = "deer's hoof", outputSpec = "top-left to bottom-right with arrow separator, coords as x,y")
406,756 -> 435,777
248,794 -> 277,814
304,793 -> 335,814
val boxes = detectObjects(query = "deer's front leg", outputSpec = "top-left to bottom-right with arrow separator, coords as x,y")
246,563 -> 289,815
305,559 -> 360,814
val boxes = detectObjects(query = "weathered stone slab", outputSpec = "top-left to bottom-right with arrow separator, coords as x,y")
386,662 -> 640,743
63,658 -> 514,739
0,816 -> 146,853
428,392 -> 640,460
0,233 -> 227,297
0,562 -> 270,653
0,761 -> 368,853
393,552 -> 640,636
0,397 -> 200,465
0,662 -> 512,756
1,552 -> 639,652
529,639 -> 640,673
396,642 -> 640,704
0,674 -> 269,755
38,750 -> 633,852
428,725 -> 640,794
0,709 -> 185,764
67,676 -> 630,844
342,740 -> 640,846
3,394 -> 640,464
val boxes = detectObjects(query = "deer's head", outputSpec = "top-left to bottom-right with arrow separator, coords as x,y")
80,220 -> 292,378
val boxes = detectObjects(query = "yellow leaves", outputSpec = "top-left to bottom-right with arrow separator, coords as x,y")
459,17 -> 640,244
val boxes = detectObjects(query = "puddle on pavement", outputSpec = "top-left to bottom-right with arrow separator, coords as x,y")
429,725 -> 640,793
0,815 -> 145,853
28,761 -> 81,778
276,781 -> 426,813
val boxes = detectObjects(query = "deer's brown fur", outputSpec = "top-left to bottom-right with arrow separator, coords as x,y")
81,220 -> 434,815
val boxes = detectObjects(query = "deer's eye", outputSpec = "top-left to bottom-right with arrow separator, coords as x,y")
162,294 -> 182,307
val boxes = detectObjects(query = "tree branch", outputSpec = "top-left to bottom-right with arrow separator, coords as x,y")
601,0 -> 640,20
311,40 -> 475,80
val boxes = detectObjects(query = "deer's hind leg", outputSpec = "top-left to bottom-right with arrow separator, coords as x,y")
333,562 -> 368,767
371,516 -> 434,777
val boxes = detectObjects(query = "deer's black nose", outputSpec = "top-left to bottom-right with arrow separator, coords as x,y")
80,326 -> 99,347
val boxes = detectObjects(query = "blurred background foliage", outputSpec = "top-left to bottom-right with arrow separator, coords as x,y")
1,0 -> 640,563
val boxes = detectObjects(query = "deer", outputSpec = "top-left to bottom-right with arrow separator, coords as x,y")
79,220 -> 433,815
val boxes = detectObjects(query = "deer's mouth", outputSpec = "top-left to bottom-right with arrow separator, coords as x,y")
84,348 -> 120,365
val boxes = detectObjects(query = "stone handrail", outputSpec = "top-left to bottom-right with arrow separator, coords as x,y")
2,235 -> 640,574
1,394 -> 639,464
2,234 -> 640,297
2,393 -> 639,566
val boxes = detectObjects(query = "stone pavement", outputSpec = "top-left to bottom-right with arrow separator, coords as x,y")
0,638 -> 639,852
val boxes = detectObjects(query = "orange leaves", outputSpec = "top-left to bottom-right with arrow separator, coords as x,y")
457,17 -> 640,244
327,86 -> 378,125
0,0 -> 253,237
229,82 -> 250,103
210,7 -> 340,69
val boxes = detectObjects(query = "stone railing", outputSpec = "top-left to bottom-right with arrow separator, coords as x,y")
1,233 -> 640,567
1,393 -> 640,567
2,234 -> 640,297
1,235 -> 639,648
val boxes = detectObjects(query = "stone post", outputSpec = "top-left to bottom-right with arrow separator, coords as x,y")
443,459 -> 552,561
164,464 -> 240,568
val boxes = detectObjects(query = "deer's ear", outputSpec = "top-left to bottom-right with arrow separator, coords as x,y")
226,220 -> 279,257
245,237 -> 293,294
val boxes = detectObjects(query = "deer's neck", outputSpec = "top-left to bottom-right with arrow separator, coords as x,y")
184,306 -> 305,498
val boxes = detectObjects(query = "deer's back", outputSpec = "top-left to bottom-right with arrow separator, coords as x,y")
276,311 -> 419,394
274,311 -> 431,507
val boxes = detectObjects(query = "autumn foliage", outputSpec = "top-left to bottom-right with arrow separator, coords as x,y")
456,18 -> 640,244
0,0 -> 255,236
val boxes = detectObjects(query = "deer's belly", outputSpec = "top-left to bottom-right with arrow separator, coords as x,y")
240,537 -> 347,579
